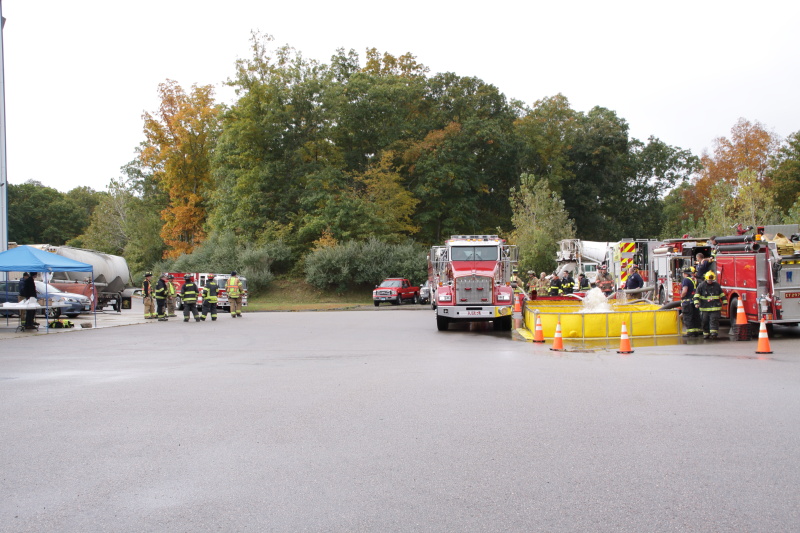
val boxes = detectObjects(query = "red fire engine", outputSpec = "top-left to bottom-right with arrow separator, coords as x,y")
168,272 -> 248,311
715,225 -> 800,331
428,235 -> 518,331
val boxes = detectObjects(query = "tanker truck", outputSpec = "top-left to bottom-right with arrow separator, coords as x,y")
33,245 -> 135,312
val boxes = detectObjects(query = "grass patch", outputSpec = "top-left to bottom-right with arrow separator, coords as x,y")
245,278 -> 373,311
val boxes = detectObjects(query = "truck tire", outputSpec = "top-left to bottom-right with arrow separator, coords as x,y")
374,301 -> 380,307
436,315 -> 450,331
413,293 -> 420,305
176,297 -> 184,311
494,316 -> 512,331
392,297 -> 400,306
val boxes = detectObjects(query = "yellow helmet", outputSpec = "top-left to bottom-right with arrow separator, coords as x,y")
704,271 -> 716,281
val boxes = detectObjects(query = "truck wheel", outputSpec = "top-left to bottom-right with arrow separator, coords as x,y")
728,297 -> 738,322
494,316 -> 512,331
436,316 -> 450,331
176,297 -> 184,311
374,301 -> 379,307
413,293 -> 420,305
392,298 -> 400,306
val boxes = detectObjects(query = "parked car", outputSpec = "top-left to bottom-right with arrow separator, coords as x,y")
372,278 -> 420,306
0,280 -> 91,318
419,281 -> 431,305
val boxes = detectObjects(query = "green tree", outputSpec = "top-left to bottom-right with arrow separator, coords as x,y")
7,181 -> 88,245
78,161 -> 167,274
769,130 -> 800,213
509,174 -> 576,275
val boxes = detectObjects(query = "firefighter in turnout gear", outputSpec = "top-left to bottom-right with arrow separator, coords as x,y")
166,274 -> 178,317
226,271 -> 244,318
560,270 -> 575,295
181,275 -> 201,322
154,273 -> 169,321
595,264 -> 614,297
201,274 -> 219,321
681,267 -> 702,337
142,272 -> 155,319
694,270 -> 727,339
548,274 -> 562,296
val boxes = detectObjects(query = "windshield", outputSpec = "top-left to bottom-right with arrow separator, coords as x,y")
35,281 -> 64,294
450,246 -> 499,261
380,280 -> 403,288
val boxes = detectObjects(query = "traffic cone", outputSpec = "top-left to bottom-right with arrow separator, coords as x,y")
734,298 -> 751,341
533,315 -> 545,343
514,293 -> 522,313
755,318 -> 773,354
549,321 -> 564,351
617,322 -> 634,354
735,298 -> 748,326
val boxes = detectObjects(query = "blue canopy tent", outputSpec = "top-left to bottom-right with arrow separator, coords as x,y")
0,246 -> 95,331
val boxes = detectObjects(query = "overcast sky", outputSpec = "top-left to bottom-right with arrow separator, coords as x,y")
3,0 -> 799,193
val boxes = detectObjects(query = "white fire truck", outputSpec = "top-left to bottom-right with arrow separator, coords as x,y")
170,272 -> 248,311
428,235 -> 518,331
557,239 -> 664,298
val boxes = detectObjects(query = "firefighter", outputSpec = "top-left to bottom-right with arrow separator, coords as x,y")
142,272 -> 155,319
680,267 -> 702,337
695,252 -> 712,280
624,265 -> 644,290
560,270 -> 575,295
226,271 -> 244,318
548,274 -> 562,296
577,273 -> 591,292
201,273 -> 219,321
181,275 -> 201,322
595,265 -> 614,297
166,274 -> 178,317
694,270 -> 727,339
154,273 -> 169,321
525,271 -> 537,299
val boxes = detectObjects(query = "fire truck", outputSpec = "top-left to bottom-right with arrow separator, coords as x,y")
169,272 -> 248,311
557,239 -> 664,298
428,235 -> 518,331
713,224 -> 800,332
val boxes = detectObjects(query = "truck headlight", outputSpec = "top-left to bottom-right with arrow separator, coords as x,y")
438,293 -> 452,302
496,293 -> 511,302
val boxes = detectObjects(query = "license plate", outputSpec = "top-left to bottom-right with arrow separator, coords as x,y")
785,292 -> 800,298
466,311 -> 484,316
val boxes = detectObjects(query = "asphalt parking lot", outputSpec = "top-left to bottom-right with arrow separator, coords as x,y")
2,298 -> 799,531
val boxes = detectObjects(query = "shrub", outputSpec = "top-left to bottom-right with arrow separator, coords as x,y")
305,238 -> 427,293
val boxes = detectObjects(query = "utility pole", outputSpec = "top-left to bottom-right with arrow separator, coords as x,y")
0,0 -> 8,252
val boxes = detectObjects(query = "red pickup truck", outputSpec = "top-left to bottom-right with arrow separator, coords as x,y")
373,278 -> 420,306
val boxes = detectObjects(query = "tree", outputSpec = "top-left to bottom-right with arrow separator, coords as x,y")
210,33 -> 335,243
140,80 -> 220,258
7,181 -> 89,245
684,118 -> 780,221
769,130 -> 800,213
78,161 -> 168,274
509,174 -> 576,275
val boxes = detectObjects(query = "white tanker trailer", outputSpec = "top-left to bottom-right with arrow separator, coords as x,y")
33,245 -> 134,312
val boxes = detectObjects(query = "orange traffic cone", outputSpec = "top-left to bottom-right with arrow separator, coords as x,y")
533,315 -> 545,343
617,321 -> 634,354
514,293 -> 523,313
549,321 -> 564,351
755,318 -> 773,354
735,298 -> 748,326
734,298 -> 751,341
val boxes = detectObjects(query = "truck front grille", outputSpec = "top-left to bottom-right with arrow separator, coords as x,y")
455,275 -> 493,304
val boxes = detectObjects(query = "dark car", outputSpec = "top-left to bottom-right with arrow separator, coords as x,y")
0,280 -> 91,318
